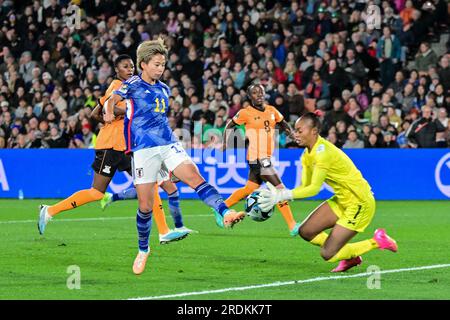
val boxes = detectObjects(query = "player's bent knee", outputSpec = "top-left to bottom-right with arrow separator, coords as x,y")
138,200 -> 153,213
298,226 -> 316,241
139,205 -> 153,213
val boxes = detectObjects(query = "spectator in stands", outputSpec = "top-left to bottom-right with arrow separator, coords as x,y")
46,124 -> 66,148
407,105 -> 446,148
365,132 -> 381,148
208,91 -> 229,113
335,120 -> 348,148
343,48 -> 367,85
387,106 -> 402,129
192,99 -> 215,125
415,42 -> 438,75
413,85 -> 427,110
81,121 -> 96,149
377,26 -> 402,88
323,58 -> 351,99
397,120 -> 411,148
383,131 -> 400,148
50,88 -> 67,114
343,130 -> 364,149
0,0 -> 447,151
437,55 -> 449,91
304,71 -> 330,110
18,51 -> 37,84
345,97 -> 362,120
285,83 -> 305,122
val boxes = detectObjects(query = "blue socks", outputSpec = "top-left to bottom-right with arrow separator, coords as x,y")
168,190 -> 183,228
194,182 -> 228,216
136,209 -> 152,253
113,187 -> 137,202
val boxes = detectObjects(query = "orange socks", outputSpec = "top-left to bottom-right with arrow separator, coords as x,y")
276,201 -> 297,231
48,185 -> 171,236
225,181 -> 260,208
152,185 -> 170,235
48,188 -> 104,216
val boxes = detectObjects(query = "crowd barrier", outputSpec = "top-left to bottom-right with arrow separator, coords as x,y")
0,149 -> 449,200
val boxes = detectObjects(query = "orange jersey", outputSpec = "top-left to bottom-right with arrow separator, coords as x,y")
232,104 -> 283,161
95,79 -> 127,151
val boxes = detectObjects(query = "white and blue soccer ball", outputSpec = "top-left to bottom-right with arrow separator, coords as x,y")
245,191 -> 274,222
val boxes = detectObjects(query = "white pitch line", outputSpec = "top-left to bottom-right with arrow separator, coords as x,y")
0,215 -> 212,225
128,263 -> 450,300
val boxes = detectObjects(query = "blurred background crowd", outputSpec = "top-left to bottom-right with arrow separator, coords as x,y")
0,0 -> 449,150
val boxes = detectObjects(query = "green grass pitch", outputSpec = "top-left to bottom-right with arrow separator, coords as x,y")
0,199 -> 449,300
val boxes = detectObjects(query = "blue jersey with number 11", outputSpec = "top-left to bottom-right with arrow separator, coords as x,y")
114,75 -> 178,153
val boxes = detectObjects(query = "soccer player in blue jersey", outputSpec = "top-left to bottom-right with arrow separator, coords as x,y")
104,38 -> 245,274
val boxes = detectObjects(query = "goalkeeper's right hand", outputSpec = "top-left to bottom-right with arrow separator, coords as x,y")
257,182 -> 293,212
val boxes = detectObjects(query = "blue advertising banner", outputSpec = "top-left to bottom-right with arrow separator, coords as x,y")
0,149 -> 449,200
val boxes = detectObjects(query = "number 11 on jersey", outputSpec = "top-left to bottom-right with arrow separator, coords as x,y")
154,97 -> 166,113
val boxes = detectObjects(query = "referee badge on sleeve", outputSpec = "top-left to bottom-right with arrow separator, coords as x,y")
136,168 -> 144,178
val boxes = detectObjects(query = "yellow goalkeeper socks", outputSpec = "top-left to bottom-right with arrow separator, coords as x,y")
309,232 -> 329,247
327,239 -> 378,263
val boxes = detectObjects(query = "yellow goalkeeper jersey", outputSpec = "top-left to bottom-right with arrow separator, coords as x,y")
293,136 -> 372,207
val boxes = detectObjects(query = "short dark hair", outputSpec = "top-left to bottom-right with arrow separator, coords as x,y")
246,81 -> 264,97
114,54 -> 132,68
300,112 -> 322,132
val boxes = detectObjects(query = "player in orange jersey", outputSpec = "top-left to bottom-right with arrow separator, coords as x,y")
37,55 -> 188,243
222,82 -> 300,235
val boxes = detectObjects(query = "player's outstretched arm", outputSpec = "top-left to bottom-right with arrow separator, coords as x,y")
291,167 -> 326,199
257,168 -> 326,211
104,93 -> 123,123
277,120 -> 295,140
90,104 -> 104,123
222,119 -> 237,151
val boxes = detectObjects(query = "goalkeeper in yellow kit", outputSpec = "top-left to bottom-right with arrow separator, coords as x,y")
257,112 -> 398,272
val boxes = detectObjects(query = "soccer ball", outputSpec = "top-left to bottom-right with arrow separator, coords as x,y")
245,191 -> 274,222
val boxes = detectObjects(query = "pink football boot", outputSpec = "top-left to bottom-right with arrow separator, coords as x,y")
373,228 -> 398,252
331,256 -> 363,272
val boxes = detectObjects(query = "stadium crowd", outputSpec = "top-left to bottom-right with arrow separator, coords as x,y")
0,0 -> 449,150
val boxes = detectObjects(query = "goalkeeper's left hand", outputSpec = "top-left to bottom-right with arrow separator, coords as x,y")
257,182 -> 293,211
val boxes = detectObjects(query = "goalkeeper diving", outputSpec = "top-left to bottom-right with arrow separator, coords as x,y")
257,112 -> 398,272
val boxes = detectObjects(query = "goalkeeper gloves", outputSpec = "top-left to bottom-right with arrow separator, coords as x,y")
257,182 -> 293,212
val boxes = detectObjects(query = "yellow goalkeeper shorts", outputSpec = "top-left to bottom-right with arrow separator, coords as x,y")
327,193 -> 376,233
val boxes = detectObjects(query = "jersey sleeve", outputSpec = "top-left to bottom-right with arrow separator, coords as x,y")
232,109 -> 247,125
100,80 -> 122,106
113,81 -> 133,99
273,106 -> 284,123
292,167 -> 327,199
